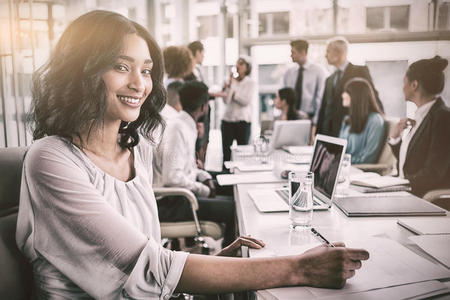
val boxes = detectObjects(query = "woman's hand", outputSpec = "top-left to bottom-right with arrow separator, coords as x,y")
294,242 -> 369,289
216,236 -> 265,257
391,118 -> 416,139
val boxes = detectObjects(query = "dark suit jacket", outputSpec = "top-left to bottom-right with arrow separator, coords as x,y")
390,98 -> 450,197
317,63 -> 383,137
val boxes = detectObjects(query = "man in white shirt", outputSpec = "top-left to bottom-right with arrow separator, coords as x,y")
154,81 -> 236,246
283,39 -> 326,138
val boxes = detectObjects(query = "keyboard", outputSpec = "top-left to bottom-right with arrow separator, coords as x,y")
275,189 -> 321,206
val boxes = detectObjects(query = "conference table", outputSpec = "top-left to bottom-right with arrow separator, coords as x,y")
229,147 -> 450,299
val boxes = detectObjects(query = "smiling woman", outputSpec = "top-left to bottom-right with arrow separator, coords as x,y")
16,10 -> 369,299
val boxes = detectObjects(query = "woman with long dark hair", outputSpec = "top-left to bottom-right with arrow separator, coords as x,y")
274,87 -> 302,121
16,10 -> 368,298
390,56 -> 450,197
338,77 -> 385,164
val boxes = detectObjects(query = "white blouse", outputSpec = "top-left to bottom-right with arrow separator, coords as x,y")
153,111 -> 212,197
222,76 -> 256,123
16,136 -> 188,299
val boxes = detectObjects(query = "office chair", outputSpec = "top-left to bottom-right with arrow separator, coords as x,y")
0,147 -> 32,299
154,187 -> 223,254
354,118 -> 398,175
423,189 -> 450,211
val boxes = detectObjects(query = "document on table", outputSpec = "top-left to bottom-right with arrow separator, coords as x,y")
250,237 -> 450,298
409,235 -> 450,268
398,217 -> 450,235
223,161 -> 274,172
305,237 -> 450,298
216,171 -> 284,186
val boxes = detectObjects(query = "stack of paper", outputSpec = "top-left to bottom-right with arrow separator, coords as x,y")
350,173 -> 411,193
398,218 -> 450,235
409,235 -> 450,268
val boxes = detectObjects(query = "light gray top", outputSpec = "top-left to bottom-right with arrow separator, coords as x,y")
223,76 -> 256,123
16,136 -> 188,299
283,61 -> 327,125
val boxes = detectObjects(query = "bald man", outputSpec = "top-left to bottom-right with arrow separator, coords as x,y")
316,37 -> 383,137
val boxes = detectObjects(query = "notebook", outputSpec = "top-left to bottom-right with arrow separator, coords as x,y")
397,218 -> 450,235
334,195 -> 447,217
248,135 -> 347,212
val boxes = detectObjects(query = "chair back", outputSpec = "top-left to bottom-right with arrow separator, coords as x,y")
0,147 -> 32,299
376,119 -> 397,172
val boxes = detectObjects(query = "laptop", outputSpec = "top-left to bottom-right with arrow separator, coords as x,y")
270,120 -> 311,150
248,135 -> 347,212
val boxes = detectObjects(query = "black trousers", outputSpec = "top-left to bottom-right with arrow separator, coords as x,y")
157,192 -> 236,247
221,120 -> 251,163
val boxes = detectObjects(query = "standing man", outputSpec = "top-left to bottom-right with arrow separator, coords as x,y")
185,41 -> 205,82
283,39 -> 326,141
317,37 -> 383,137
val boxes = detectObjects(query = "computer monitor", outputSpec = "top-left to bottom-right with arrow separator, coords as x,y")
270,120 -> 311,150
309,134 -> 347,206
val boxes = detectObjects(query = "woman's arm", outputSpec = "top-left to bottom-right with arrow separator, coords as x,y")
177,243 -> 369,293
231,78 -> 255,107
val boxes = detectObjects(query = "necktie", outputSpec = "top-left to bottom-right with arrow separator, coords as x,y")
295,66 -> 304,110
334,69 -> 342,89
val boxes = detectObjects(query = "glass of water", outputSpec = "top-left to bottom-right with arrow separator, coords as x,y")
288,171 -> 314,229
335,153 -> 351,197
253,135 -> 270,164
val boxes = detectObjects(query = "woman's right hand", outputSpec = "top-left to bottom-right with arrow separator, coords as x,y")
294,243 -> 369,289
391,118 -> 415,139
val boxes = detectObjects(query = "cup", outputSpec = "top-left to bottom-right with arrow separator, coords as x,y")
288,171 -> 314,229
253,135 -> 270,164
335,153 -> 351,197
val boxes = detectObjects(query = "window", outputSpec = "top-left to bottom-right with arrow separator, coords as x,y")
197,15 -> 218,39
437,2 -> 450,30
366,5 -> 410,32
258,11 -> 289,36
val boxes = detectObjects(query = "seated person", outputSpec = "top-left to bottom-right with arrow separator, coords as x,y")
161,80 -> 183,121
338,78 -> 385,164
17,11 -> 369,298
154,80 -> 236,246
273,87 -> 306,121
389,56 -> 450,197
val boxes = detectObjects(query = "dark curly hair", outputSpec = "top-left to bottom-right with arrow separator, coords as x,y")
163,46 -> 193,79
29,10 -> 166,148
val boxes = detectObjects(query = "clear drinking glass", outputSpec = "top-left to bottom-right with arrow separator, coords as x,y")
289,171 -> 314,229
335,153 -> 351,197
253,135 -> 270,164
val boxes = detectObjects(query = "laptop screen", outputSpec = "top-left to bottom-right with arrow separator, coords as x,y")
309,138 -> 345,200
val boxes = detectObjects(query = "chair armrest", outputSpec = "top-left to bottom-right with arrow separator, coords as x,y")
423,189 -> 450,202
153,187 -> 199,211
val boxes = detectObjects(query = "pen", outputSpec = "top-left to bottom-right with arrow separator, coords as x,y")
311,227 -> 335,247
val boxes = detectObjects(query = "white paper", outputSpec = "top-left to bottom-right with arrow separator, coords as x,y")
217,171 -> 284,186
351,176 -> 410,189
397,218 -> 450,235
305,237 -> 450,297
318,281 -> 449,300
409,235 -> 450,268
